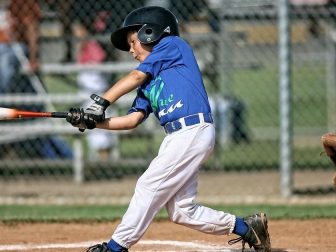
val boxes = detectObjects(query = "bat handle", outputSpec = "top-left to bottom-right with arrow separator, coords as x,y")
50,111 -> 85,132
51,112 -> 68,118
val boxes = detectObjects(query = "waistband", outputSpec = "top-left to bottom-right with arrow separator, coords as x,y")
164,113 -> 213,134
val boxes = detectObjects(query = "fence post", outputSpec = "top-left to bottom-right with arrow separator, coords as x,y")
278,0 -> 293,198
73,136 -> 84,183
326,29 -> 336,131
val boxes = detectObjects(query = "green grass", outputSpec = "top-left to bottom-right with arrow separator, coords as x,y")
0,205 -> 126,222
0,204 -> 335,223
232,64 -> 279,127
232,64 -> 327,127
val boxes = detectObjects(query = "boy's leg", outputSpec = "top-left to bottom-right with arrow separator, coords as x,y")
112,124 -> 215,248
165,173 -> 271,251
165,171 -> 235,235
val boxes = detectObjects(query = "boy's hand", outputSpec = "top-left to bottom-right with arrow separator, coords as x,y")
66,108 -> 96,131
85,94 -> 110,122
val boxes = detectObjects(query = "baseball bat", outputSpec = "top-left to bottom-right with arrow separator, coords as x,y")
0,107 -> 67,120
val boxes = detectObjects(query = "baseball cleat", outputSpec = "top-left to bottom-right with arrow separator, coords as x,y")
229,213 -> 271,252
85,242 -> 128,252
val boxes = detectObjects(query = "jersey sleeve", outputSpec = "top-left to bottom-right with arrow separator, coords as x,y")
127,88 -> 152,122
136,37 -> 183,77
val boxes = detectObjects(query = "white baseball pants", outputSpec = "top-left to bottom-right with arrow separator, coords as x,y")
112,123 -> 235,248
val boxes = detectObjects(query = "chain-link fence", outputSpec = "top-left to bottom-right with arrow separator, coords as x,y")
0,0 -> 335,197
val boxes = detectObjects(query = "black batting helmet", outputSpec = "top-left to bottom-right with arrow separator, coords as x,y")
110,6 -> 179,51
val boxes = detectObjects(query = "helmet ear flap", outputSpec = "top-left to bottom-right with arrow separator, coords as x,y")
137,24 -> 166,44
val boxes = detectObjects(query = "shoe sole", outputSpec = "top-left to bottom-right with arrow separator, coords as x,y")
260,213 -> 272,252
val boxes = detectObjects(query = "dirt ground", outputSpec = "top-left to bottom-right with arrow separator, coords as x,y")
0,171 -> 335,251
0,219 -> 335,252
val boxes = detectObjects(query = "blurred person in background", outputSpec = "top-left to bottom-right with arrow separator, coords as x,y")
70,0 -> 145,160
0,0 -> 40,93
73,12 -> 117,161
0,0 -> 73,160
0,0 -> 11,92
45,0 -> 144,62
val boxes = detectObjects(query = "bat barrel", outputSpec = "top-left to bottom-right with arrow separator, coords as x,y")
0,107 -> 68,119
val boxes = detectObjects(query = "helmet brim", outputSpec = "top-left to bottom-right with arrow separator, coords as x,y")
110,25 -> 142,51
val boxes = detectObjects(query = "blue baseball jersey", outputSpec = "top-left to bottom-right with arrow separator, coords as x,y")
128,36 -> 211,126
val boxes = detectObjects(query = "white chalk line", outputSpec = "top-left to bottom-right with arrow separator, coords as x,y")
0,239 -> 236,251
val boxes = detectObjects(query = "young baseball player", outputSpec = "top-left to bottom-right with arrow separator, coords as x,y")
66,6 -> 271,252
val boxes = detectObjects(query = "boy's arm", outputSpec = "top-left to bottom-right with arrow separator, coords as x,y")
66,109 -> 145,131
84,70 -> 148,122
103,70 -> 148,104
97,111 -> 145,130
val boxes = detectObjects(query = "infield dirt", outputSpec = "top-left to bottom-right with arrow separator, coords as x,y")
0,219 -> 335,251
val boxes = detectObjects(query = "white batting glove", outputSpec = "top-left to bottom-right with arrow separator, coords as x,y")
85,94 -> 110,122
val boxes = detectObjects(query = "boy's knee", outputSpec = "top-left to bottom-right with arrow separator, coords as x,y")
168,202 -> 198,224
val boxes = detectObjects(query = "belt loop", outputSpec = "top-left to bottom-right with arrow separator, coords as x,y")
198,113 -> 205,123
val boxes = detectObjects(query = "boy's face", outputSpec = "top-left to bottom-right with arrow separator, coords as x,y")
127,30 -> 152,62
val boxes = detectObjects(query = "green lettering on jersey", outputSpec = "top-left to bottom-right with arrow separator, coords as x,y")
159,94 -> 174,106
144,76 -> 165,112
